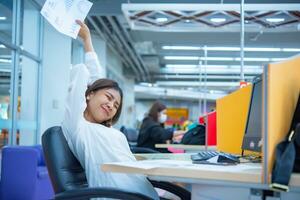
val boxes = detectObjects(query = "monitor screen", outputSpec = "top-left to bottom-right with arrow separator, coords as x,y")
242,76 -> 263,152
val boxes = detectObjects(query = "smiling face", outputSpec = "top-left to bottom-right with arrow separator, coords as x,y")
84,88 -> 121,125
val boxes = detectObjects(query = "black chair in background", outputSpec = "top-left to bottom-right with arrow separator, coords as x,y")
42,126 -> 191,200
120,126 -> 160,154
120,126 -> 139,146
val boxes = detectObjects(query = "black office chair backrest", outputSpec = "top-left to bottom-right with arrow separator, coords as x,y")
126,128 -> 138,142
120,126 -> 138,143
42,126 -> 88,194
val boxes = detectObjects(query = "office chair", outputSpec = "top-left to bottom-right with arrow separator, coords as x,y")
120,126 -> 160,154
42,126 -> 191,200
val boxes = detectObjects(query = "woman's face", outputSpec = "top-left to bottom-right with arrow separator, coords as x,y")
158,109 -> 167,123
85,88 -> 121,124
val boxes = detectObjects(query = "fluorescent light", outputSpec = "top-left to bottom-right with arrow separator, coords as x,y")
160,67 -> 263,75
166,64 -> 198,68
162,46 -> 201,50
156,17 -> 168,22
185,19 -> 191,23
206,47 -> 240,51
0,16 -> 6,20
266,18 -> 285,23
271,58 -> 286,61
156,81 -> 239,87
164,56 -> 199,60
210,18 -> 226,23
139,82 -> 154,87
282,48 -> 300,52
165,64 -> 262,69
244,47 -> 281,52
164,56 -> 285,62
0,44 -> 6,48
162,46 -> 300,52
236,57 -> 269,61
202,57 -> 234,61
0,59 -> 11,63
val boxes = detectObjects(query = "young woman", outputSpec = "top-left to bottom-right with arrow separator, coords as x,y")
137,101 -> 185,152
61,20 -> 159,199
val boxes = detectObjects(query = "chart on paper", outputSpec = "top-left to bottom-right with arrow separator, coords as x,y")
41,0 -> 93,39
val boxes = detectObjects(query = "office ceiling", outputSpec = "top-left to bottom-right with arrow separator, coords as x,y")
1,0 -> 300,100
84,0 -> 300,100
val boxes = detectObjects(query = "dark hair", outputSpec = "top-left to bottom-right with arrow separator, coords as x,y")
85,78 -> 123,127
148,101 -> 166,122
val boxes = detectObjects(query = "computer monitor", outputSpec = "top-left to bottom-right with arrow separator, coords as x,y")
241,75 -> 263,153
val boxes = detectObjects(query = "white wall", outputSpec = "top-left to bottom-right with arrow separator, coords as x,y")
106,48 -> 136,129
135,101 -> 153,129
39,21 -> 71,140
91,34 -> 106,76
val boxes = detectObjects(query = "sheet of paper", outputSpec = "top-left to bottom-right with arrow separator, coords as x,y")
41,0 -> 93,39
103,159 -> 262,173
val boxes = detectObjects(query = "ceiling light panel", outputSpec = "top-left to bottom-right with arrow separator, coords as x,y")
164,56 -> 285,62
122,4 -> 300,32
165,64 -> 262,69
265,18 -> 285,23
162,46 -> 300,52
210,18 -> 226,23
160,67 -> 263,74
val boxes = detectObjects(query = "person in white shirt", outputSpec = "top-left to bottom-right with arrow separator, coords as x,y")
61,20 -> 159,200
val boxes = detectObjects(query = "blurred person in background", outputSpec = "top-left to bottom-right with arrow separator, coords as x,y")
137,101 -> 185,152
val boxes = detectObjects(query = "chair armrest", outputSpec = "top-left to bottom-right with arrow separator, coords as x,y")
55,187 -> 153,200
150,180 -> 191,200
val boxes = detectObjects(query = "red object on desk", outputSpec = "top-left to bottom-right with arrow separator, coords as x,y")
207,111 -> 217,145
199,111 -> 217,146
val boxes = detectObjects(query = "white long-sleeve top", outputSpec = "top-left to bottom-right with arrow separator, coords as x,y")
61,52 -> 159,200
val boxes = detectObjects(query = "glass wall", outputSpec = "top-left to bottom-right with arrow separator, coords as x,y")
0,0 -> 42,147
0,0 -> 13,44
0,45 -> 12,148
0,0 -> 13,147
17,56 -> 39,145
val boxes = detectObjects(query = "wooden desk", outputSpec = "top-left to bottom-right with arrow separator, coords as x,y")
102,159 -> 261,183
134,153 -> 191,161
102,154 -> 300,200
155,144 -> 216,152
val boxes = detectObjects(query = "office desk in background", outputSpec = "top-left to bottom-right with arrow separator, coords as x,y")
102,154 -> 300,200
155,144 -> 216,153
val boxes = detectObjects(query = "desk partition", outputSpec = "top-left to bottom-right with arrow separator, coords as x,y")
263,54 -> 300,183
216,85 -> 252,155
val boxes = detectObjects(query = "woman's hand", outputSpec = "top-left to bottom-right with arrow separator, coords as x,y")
76,20 -> 94,52
174,130 -> 186,136
76,20 -> 90,41
172,130 -> 186,142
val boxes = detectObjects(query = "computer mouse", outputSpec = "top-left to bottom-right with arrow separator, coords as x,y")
217,153 -> 240,164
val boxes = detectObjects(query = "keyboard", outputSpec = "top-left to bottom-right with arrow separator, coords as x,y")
191,151 -> 219,161
191,151 -> 240,164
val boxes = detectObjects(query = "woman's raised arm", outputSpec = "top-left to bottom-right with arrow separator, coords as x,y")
76,20 -> 94,53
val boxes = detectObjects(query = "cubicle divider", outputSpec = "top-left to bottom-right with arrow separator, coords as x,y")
263,54 -> 300,183
216,84 -> 253,155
